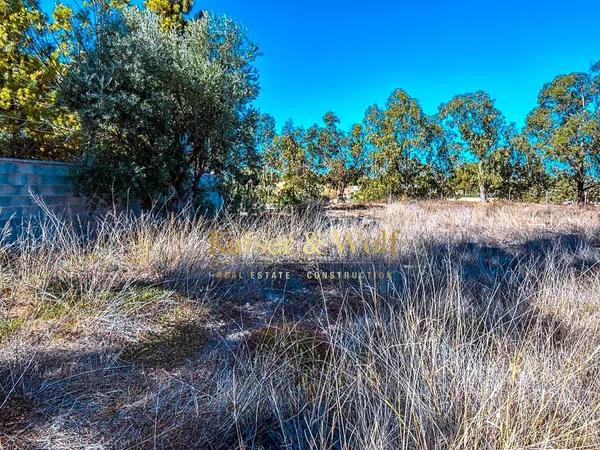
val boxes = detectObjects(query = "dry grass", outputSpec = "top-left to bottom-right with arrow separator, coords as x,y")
1,201 -> 600,449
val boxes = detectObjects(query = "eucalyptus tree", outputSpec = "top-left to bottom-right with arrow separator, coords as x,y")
307,112 -> 366,200
362,89 -> 452,199
525,63 -> 600,204
489,128 -> 549,201
346,122 -> 369,190
439,91 -> 506,201
61,7 -> 260,209
267,121 -> 322,207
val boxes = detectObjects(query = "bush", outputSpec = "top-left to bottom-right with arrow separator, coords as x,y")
61,8 -> 260,210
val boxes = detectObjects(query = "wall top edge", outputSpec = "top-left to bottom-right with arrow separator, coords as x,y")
0,157 -> 74,166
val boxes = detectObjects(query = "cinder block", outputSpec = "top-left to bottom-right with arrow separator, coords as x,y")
0,184 -> 73,196
0,205 -> 39,220
0,158 -> 88,226
0,194 -> 85,208
0,204 -> 88,219
34,164 -> 71,176
0,173 -> 71,185
0,159 -> 72,176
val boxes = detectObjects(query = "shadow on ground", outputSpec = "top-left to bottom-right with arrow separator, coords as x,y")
1,230 -> 599,448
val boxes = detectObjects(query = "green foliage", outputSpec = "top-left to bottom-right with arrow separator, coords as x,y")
545,174 -> 577,204
545,173 -> 600,204
3,0 -> 599,209
0,317 -> 24,342
450,138 -> 550,201
225,108 -> 266,212
263,121 -> 323,207
449,162 -> 479,197
525,64 -> 600,204
439,91 -> 506,201
358,89 -> 453,201
0,0 -> 79,159
488,131 -> 550,201
306,113 -> 367,200
144,0 -> 192,30
61,7 -> 260,210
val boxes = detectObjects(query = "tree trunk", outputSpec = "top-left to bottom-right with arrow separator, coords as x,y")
191,134 -> 208,207
337,184 -> 346,202
478,161 -> 487,202
576,160 -> 585,206
576,177 -> 585,206
479,183 -> 487,202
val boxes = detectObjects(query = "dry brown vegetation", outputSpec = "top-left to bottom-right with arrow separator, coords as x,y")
1,201 -> 600,449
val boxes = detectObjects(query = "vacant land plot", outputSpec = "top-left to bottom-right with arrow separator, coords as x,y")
1,201 -> 600,449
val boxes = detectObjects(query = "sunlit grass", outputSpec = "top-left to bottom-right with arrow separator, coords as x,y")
0,201 -> 599,448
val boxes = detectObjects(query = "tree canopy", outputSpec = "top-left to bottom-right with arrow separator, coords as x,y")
0,0 -> 78,159
1,0 -> 599,209
61,6 -> 260,208
359,89 -> 452,200
439,91 -> 507,201
525,64 -> 600,204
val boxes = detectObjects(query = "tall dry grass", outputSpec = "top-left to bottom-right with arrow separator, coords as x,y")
0,201 -> 599,449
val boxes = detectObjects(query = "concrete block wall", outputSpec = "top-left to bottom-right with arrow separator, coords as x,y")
0,157 -> 87,228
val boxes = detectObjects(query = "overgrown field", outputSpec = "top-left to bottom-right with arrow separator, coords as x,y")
1,201 -> 600,449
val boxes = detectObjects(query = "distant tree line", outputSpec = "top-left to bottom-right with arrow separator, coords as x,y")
1,0 -> 599,208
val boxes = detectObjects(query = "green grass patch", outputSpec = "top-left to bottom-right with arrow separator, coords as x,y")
120,285 -> 173,306
0,317 -> 24,342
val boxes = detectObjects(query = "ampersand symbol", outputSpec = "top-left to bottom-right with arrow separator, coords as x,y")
303,232 -> 323,255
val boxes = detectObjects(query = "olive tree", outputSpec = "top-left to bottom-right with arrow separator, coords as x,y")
61,7 -> 259,210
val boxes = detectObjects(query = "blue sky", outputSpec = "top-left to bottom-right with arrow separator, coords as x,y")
41,0 -> 600,131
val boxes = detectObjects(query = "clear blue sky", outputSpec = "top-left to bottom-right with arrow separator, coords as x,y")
41,0 -> 600,131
